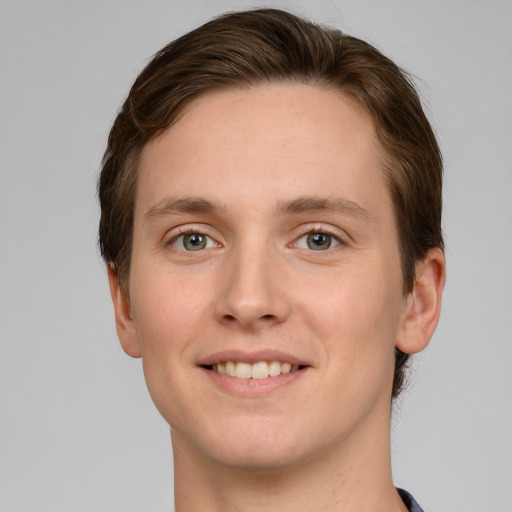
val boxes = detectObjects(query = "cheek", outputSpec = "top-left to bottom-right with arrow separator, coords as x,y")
128,266 -> 207,373
297,263 -> 403,369
306,267 -> 401,327
129,273 -> 206,424
133,256 -> 202,316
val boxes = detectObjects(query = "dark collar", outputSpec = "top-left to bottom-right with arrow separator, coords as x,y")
397,488 -> 425,512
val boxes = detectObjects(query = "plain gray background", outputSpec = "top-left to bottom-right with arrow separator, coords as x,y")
1,1 -> 511,511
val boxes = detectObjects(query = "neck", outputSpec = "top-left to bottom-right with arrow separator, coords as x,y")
171,408 -> 407,512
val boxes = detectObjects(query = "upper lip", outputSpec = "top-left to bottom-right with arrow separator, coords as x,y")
198,349 -> 311,367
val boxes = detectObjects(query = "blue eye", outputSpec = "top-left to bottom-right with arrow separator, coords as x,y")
296,232 -> 340,251
172,233 -> 216,251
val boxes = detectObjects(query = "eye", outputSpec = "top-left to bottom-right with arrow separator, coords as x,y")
295,232 -> 341,251
172,232 -> 216,251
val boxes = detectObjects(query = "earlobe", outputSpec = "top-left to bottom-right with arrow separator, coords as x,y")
107,265 -> 141,358
396,248 -> 446,354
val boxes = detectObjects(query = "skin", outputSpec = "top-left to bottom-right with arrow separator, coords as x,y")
109,84 -> 445,511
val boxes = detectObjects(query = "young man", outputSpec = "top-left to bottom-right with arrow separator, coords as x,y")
98,8 -> 445,512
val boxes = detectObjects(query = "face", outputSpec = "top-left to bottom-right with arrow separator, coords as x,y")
114,84 -> 415,470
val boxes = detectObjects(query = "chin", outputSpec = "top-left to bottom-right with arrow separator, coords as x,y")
207,444 -> 305,473
173,416 -> 311,472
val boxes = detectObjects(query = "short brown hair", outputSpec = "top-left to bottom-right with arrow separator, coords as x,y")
98,8 -> 443,399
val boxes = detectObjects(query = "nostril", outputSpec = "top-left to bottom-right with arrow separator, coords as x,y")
223,313 -> 275,323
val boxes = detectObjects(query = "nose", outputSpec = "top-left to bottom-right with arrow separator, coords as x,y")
214,243 -> 291,330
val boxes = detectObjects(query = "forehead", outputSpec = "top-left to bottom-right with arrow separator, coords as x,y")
136,83 -> 387,217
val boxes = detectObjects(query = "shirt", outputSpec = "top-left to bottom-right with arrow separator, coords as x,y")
398,488 -> 425,512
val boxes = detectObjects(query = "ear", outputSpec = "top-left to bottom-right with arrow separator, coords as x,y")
396,248 -> 446,354
107,265 -> 141,358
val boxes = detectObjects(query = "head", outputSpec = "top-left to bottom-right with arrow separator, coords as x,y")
99,9 -> 443,401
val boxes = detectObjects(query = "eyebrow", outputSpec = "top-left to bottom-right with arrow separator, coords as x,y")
144,196 -> 224,219
144,194 -> 372,222
275,196 -> 373,223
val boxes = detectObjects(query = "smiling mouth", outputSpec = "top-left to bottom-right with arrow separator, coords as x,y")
203,361 -> 307,379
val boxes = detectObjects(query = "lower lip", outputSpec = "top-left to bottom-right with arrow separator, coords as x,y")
200,367 -> 309,396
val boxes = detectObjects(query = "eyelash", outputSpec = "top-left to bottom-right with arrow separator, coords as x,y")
165,228 -> 217,251
291,226 -> 346,252
164,225 -> 347,253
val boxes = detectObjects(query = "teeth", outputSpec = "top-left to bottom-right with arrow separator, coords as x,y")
212,361 -> 302,379
251,362 -> 268,379
269,361 -> 281,376
281,362 -> 291,374
226,361 -> 236,377
235,362 -> 252,379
